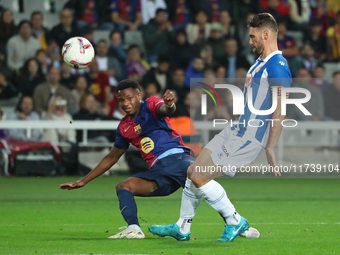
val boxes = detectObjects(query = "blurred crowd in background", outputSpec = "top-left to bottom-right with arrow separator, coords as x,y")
0,0 -> 340,144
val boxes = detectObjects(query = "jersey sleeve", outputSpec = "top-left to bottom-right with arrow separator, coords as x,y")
114,124 -> 130,150
146,96 -> 165,118
268,59 -> 292,98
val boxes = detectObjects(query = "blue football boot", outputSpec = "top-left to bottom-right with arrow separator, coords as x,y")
149,223 -> 190,241
217,217 -> 250,242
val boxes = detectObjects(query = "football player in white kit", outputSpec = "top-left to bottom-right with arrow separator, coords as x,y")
149,13 -> 292,242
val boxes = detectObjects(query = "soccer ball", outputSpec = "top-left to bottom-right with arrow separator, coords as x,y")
62,37 -> 95,69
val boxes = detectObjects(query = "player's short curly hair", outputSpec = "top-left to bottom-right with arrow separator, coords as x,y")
248,13 -> 278,33
117,79 -> 142,92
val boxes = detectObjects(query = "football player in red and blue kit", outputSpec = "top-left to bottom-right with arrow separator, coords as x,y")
60,79 -> 193,239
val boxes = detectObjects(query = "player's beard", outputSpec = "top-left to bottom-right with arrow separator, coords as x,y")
252,44 -> 264,55
252,39 -> 265,55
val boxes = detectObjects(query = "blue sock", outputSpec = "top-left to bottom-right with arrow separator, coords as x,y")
116,189 -> 140,226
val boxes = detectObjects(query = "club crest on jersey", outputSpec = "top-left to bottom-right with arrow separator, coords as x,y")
255,65 -> 263,73
134,124 -> 142,134
244,73 -> 253,87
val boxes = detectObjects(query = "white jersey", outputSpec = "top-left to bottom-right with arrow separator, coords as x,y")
231,50 -> 292,148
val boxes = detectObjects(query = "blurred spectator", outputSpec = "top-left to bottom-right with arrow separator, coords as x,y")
203,69 -> 216,79
142,8 -> 173,63
170,68 -> 189,100
326,11 -> 340,62
184,57 -> 205,86
7,96 -> 41,140
324,71 -> 340,120
0,9 -> 16,65
95,39 -> 122,84
288,0 -> 311,26
231,0 -> 262,25
85,58 -> 112,104
70,76 -> 88,114
17,58 -> 45,96
219,38 -> 250,82
235,13 -> 255,62
0,69 -> 17,101
168,29 -> 199,70
234,67 -> 247,90
288,68 -> 324,121
49,8 -> 80,48
73,93 -> 111,143
262,0 -> 289,21
7,20 -> 40,72
30,11 -> 49,51
60,62 -> 75,89
126,45 -> 150,82
200,44 -> 215,70
141,0 -> 167,25
165,0 -> 193,29
35,49 -> 50,74
46,41 -> 62,69
220,10 -> 235,38
311,0 -> 336,35
64,0 -> 112,29
0,108 -> 5,138
186,11 -> 212,45
143,82 -> 160,99
108,30 -> 127,79
290,44 -> 321,77
206,23 -> 226,63
33,67 -> 72,115
41,96 -> 76,143
109,0 -> 142,31
80,24 -> 95,47
303,18 -> 327,61
214,65 -> 226,79
277,20 -> 299,59
142,55 -> 172,93
310,65 -> 330,91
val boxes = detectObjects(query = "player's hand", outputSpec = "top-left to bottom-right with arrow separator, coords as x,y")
162,90 -> 175,106
265,149 -> 281,177
60,180 -> 85,190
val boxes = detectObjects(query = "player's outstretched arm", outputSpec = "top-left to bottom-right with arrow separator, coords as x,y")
159,90 -> 176,117
60,147 -> 126,190
266,97 -> 285,177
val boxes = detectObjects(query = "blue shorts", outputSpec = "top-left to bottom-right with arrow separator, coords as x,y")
132,153 -> 194,197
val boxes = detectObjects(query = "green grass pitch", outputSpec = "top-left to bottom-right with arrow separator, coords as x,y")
0,176 -> 339,255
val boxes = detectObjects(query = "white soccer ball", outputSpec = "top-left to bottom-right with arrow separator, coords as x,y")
62,37 -> 95,69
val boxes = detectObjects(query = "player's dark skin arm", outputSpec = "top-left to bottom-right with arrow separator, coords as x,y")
266,96 -> 285,177
60,147 -> 126,190
159,90 -> 176,117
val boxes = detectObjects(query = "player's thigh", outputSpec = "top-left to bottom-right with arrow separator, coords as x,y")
116,176 -> 158,196
191,148 -> 212,168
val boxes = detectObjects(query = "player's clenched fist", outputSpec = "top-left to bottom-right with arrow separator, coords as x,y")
162,90 -> 175,106
60,180 -> 85,190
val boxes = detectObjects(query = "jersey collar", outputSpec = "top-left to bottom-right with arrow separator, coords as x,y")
258,50 -> 282,63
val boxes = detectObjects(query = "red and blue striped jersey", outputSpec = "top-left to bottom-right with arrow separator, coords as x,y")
114,96 -> 191,168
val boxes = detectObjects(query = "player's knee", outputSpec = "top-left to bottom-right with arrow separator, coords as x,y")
115,181 -> 132,191
187,166 -> 194,179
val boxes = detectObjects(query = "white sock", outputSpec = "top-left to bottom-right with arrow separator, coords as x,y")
176,179 -> 203,234
198,180 -> 241,225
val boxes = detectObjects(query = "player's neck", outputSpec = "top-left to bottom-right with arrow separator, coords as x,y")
261,43 -> 278,60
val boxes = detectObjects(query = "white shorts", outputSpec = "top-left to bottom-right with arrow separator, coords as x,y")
204,127 -> 263,177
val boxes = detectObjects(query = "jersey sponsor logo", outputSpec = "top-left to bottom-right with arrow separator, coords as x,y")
221,145 -> 229,157
244,73 -> 253,87
140,137 -> 154,153
124,125 -> 131,132
134,124 -> 142,134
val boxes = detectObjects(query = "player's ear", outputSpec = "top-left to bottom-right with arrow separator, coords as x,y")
138,92 -> 142,101
263,30 -> 269,41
